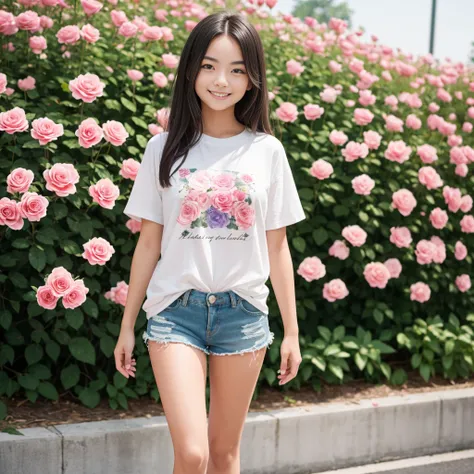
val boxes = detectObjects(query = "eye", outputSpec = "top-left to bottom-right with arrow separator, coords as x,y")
200,64 -> 246,74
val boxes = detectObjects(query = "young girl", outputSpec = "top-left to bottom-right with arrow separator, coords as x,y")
114,10 -> 306,474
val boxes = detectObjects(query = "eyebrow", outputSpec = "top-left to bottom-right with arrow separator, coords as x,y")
203,55 -> 245,65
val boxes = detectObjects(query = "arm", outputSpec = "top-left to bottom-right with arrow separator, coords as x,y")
120,219 -> 163,331
266,226 -> 299,336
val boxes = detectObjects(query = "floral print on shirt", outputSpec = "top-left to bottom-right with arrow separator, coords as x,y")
176,168 -> 256,230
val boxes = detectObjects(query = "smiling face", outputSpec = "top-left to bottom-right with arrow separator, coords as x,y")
194,34 -> 251,114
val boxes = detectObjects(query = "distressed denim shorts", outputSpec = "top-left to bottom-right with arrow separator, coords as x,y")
143,289 -> 274,362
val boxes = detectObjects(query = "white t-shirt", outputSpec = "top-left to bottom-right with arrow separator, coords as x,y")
123,127 -> 306,319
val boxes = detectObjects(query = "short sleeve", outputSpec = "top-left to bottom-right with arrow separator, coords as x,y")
265,141 -> 306,231
123,134 -> 164,225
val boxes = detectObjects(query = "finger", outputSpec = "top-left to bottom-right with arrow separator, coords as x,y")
114,351 -> 128,378
124,353 -> 132,370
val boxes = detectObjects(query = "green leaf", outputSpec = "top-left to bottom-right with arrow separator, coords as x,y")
114,371 -> 128,389
46,341 -> 60,361
411,353 -> 422,368
38,381 -> 58,400
420,363 -> 432,382
66,309 -> 84,329
323,344 -> 340,357
82,298 -> 98,318
100,335 -> 115,357
61,364 -> 80,390
131,116 -> 148,129
0,310 -> 12,330
312,227 -> 329,245
121,97 -> 136,113
318,326 -> 332,342
69,337 -> 96,365
62,240 -> 82,255
29,246 -> 46,272
292,236 -> 306,253
136,134 -> 148,149
79,388 -> 100,408
263,367 -> 276,385
36,227 -> 57,245
333,205 -> 350,217
328,363 -> 344,380
390,368 -> 407,385
18,374 -> 39,391
104,99 -> 121,111
0,400 -> 7,420
12,238 -> 30,249
380,362 -> 392,380
311,356 -> 326,371
25,344 -> 44,365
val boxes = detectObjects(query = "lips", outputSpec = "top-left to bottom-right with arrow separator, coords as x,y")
209,90 -> 231,96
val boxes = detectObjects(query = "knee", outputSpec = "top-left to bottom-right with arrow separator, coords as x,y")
209,441 -> 239,470
175,445 -> 209,472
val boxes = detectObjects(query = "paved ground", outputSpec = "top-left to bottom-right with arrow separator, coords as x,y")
312,449 -> 474,473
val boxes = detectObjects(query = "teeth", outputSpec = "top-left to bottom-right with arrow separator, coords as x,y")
210,91 -> 229,97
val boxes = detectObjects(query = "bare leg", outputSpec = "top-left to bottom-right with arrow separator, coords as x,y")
148,341 -> 209,474
207,347 -> 267,474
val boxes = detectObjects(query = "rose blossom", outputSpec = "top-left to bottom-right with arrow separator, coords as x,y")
89,178 -> 120,209
81,0 -> 103,16
363,130 -> 382,150
329,130 -> 348,146
31,117 -> 64,145
364,262 -> 391,289
120,158 -> 140,180
329,240 -> 350,260
443,186 -> 462,212
390,226 -> 412,248
18,76 -> 36,91
310,159 -> 333,180
418,166 -> 443,190
429,208 -> 448,229
81,24 -> 100,43
352,174 -> 375,195
127,69 -> 143,81
29,35 -> 47,54
62,279 -> 89,309
111,10 -> 127,27
460,195 -> 473,213
384,258 -> 402,278
384,114 -> 404,132
342,225 -> 367,247
297,256 -> 326,282
276,102 -> 298,122
353,108 -> 374,126
56,25 -> 81,44
392,189 -> 417,216
152,71 -> 168,88
102,120 -> 129,146
460,215 -> 474,233
0,197 -> 23,230
455,274 -> 471,293
43,163 -> 80,197
232,201 -> 255,229
0,107 -> 29,134
46,266 -> 75,297
82,237 -> 115,265
7,168 -> 34,194
454,241 -> 467,260
323,279 -> 349,302
410,282 -> 431,302
417,144 -> 438,164
303,104 -> 324,120
75,117 -> 103,148
19,192 -> 49,222
177,200 -> 201,226
16,11 -> 41,32
415,240 -> 437,264
342,141 -> 369,162
162,52 -> 180,68
36,285 -> 60,310
69,73 -> 105,103
384,140 -> 412,163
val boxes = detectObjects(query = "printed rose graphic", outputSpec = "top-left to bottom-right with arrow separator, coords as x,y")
177,169 -> 256,230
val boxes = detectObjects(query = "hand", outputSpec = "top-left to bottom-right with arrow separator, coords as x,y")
114,327 -> 137,379
278,334 -> 302,385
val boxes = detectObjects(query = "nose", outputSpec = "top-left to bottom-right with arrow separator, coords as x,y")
214,71 -> 229,87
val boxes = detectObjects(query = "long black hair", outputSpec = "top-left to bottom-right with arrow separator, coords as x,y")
158,10 -> 273,188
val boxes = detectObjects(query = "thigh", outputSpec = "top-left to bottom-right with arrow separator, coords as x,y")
148,341 -> 209,453
207,347 -> 266,449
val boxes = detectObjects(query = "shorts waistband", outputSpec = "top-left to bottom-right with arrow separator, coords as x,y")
181,289 -> 239,308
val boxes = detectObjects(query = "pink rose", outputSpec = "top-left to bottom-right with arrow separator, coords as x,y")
241,174 -> 253,184
31,117 -> 64,145
384,258 -> 402,278
354,108 -> 374,126
36,285 -> 60,310
328,240 -> 350,260
81,24 -> 100,43
232,201 -> 255,230
105,281 -> 128,306
143,26 -> 163,41
102,120 -> 129,146
418,166 -> 443,190
417,144 -> 438,164
76,117 -> 103,148
120,158 -> 140,180
450,146 -> 468,165
390,226 -> 412,248
406,114 -> 422,130
0,73 -> 7,94
46,266 -> 75,297
359,90 -> 376,107
43,163 -> 80,197
211,191 -> 234,213
392,189 -> 417,216
297,256 -> 326,282
89,178 -> 120,209
286,59 -> 305,77
188,170 -> 211,192
110,10 -> 127,27
162,53 -> 179,68
19,192 -> 49,222
127,69 -> 144,81
56,25 -> 81,44
384,140 -> 412,163
454,241 -> 467,260
460,195 -> 473,213
429,208 -> 448,229
62,279 -> 89,309
320,86 -> 341,103
81,0 -> 103,16
430,236 -> 446,264
178,168 -> 190,178
177,200 -> 201,225
119,21 -> 138,38
7,168 -> 34,194
310,159 -> 333,180
415,240 -> 437,264
211,173 -> 236,191
82,237 -> 115,265
342,141 -> 369,162
0,107 -> 29,134
69,73 -> 105,103
460,215 -> 474,233
29,35 -> 47,54
276,102 -> 298,122
352,174 -> 375,195
455,274 -> 471,293
323,279 -> 349,302
363,130 -> 382,150
126,218 -> 141,234
329,130 -> 348,146
232,189 -> 246,202
342,225 -> 367,247
443,186 -> 462,212
0,197 -> 23,230
303,104 -> 324,120
18,76 -> 36,91
16,11 -> 41,32
364,262 -> 391,289
152,71 -> 168,88
384,114 -> 404,132
410,282 -> 431,302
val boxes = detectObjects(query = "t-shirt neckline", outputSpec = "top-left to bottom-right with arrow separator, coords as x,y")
200,127 -> 250,145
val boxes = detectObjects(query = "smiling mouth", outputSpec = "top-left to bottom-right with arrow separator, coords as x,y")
208,90 -> 231,97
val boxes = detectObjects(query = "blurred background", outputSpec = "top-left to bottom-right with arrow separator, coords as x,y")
271,0 -> 474,63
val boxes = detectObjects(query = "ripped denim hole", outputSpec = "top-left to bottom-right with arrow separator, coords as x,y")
144,315 -> 176,352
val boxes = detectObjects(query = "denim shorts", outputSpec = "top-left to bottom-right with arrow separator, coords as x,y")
143,289 -> 274,362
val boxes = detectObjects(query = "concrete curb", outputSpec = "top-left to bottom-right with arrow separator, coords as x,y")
1,387 -> 474,474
